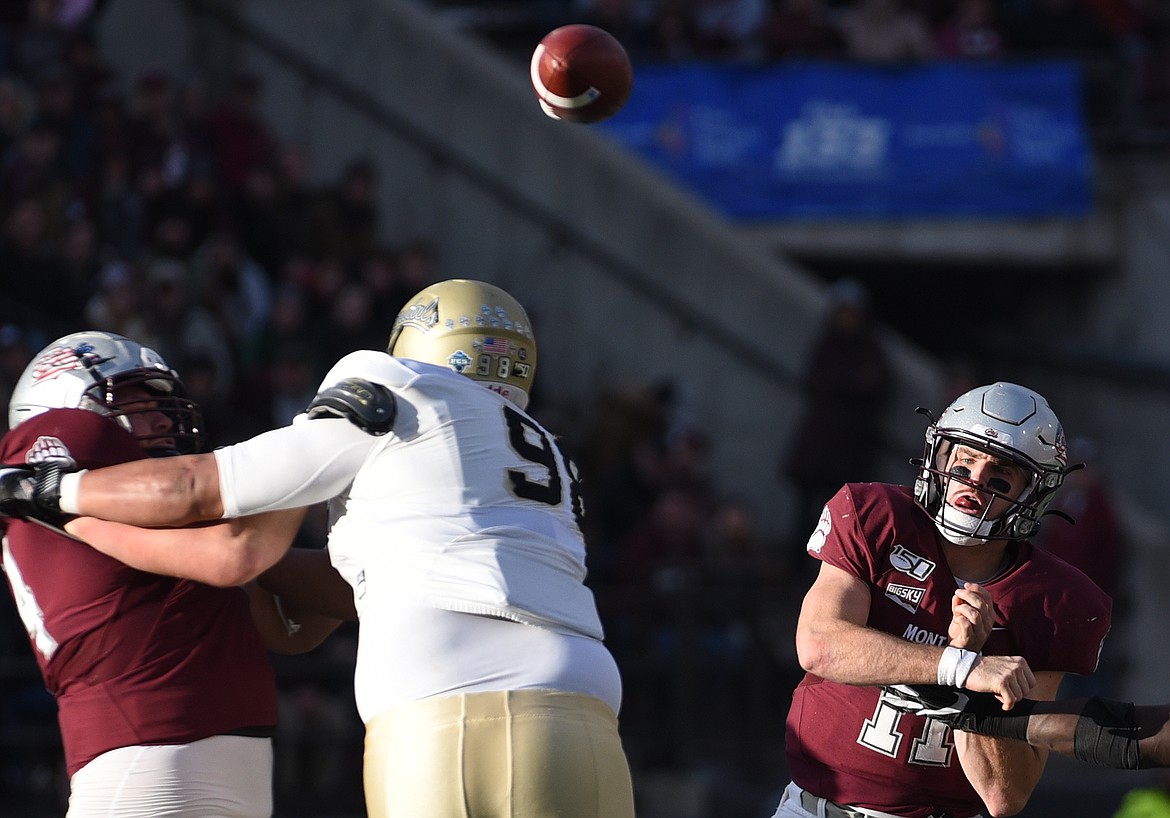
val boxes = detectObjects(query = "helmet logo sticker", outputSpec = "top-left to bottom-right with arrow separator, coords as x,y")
30,343 -> 109,383
25,436 -> 77,467
448,350 -> 473,373
394,298 -> 440,332
1054,426 -> 1067,463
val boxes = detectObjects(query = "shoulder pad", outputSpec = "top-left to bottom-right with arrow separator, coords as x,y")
305,378 -> 397,435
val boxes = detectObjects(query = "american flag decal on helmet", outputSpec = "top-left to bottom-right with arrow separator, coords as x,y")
480,337 -> 511,355
31,344 -> 87,382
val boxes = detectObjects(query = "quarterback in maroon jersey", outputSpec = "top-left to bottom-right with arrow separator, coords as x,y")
772,383 -> 1111,818
0,331 -> 318,818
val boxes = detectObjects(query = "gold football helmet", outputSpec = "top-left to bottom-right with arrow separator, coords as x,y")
387,279 -> 537,409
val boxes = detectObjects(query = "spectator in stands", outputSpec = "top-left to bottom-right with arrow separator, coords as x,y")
392,236 -> 440,297
316,281 -> 386,365
780,278 -> 891,579
580,381 -> 673,575
207,71 -> 278,191
311,158 -> 379,267
262,339 -> 320,426
0,74 -> 36,159
229,157 -> 289,281
758,0 -> 846,61
7,0 -> 73,81
837,0 -> 935,62
174,71 -> 216,174
271,139 -> 323,266
30,61 -> 92,181
1035,435 -> 1129,695
935,0 -> 1006,60
191,228 -> 273,357
83,259 -> 150,342
616,484 -> 710,590
358,246 -> 407,321
575,0 -> 659,58
690,0 -> 769,60
55,213 -> 100,325
0,196 -> 72,331
0,120 -> 72,236
140,257 -> 235,400
1002,0 -> 1117,56
60,28 -> 115,116
125,69 -> 186,188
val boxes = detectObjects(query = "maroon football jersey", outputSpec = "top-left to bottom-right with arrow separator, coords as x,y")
0,409 -> 278,777
786,482 -> 1111,818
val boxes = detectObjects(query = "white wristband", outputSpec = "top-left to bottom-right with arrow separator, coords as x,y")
57,470 -> 86,515
937,645 -> 979,687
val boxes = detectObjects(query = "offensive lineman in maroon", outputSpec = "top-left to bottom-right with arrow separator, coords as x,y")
771,383 -> 1111,818
0,331 -> 318,817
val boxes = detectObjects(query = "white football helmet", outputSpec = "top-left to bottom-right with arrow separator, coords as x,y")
387,279 -> 537,409
8,330 -> 206,455
913,382 -> 1067,545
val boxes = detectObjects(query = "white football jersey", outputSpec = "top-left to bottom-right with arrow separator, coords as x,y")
323,352 -> 602,637
214,352 -> 616,720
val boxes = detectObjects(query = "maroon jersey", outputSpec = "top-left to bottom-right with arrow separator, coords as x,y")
0,409 -> 278,777
786,482 -> 1111,818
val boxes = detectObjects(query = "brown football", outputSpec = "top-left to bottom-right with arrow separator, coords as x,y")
530,24 -> 633,124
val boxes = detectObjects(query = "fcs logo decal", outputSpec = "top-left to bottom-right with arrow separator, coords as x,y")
885,582 -> 925,614
448,350 -> 473,373
805,505 -> 832,554
890,544 -> 935,581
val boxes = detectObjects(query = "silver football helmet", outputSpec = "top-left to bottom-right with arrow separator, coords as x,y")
913,382 -> 1067,545
387,279 -> 537,409
8,331 -> 206,455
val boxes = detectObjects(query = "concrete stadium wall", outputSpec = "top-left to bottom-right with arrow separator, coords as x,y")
95,0 -> 944,544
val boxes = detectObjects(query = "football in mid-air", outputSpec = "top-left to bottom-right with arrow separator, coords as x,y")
530,24 -> 633,124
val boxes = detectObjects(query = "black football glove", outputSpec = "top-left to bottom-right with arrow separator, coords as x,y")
882,684 -> 972,725
0,463 -> 70,526
883,683 -> 1037,742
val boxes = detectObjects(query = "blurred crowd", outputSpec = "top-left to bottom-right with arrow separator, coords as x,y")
564,0 -> 1152,63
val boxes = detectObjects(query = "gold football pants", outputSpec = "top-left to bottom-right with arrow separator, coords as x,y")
363,689 -> 635,818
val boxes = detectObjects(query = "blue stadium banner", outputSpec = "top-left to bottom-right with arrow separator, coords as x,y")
600,61 -> 1091,219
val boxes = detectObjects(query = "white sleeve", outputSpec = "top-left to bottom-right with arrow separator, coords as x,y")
213,417 -> 379,518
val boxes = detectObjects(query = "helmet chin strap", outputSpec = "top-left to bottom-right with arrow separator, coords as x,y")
935,503 -> 1001,547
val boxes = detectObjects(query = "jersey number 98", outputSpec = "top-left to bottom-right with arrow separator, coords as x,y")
503,405 -> 584,527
